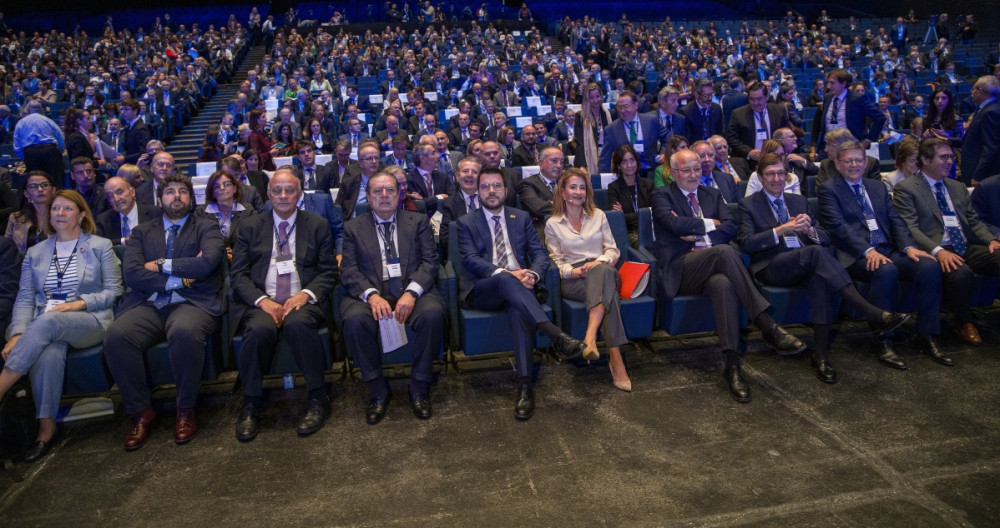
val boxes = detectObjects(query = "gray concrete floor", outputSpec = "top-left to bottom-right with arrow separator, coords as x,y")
1,318 -> 999,527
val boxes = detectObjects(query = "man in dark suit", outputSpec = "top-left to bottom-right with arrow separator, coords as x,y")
335,143 -> 382,220
692,141 -> 739,203
652,86 -> 689,143
104,174 -> 226,451
811,69 -> 885,160
551,109 -> 575,146
682,79 -> 724,142
136,151 -> 177,207
720,79 -> 748,131
340,172 -> 447,424
96,176 -> 162,244
511,125 -> 543,167
69,157 -> 110,217
326,139 -> 360,184
599,91 -> 660,172
438,156 -> 481,262
710,135 -> 751,182
457,167 -> 585,420
382,135 -> 413,170
517,146 -> 564,241
650,149 -> 806,403
893,138 -> 1000,346
114,99 -> 152,166
375,115 -> 408,151
971,173 -> 1000,236
405,143 -> 453,215
296,140 -> 337,191
230,169 -> 339,442
739,153 -> 908,383
726,82 -> 791,164
101,119 -> 126,154
817,140 -> 945,370
960,76 -> 1000,185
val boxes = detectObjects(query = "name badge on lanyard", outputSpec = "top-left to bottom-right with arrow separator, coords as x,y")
865,214 -> 879,231
45,292 -> 68,313
275,254 -> 295,275
943,215 -> 960,228
386,258 -> 402,278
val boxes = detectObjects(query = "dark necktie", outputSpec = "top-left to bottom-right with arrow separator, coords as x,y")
934,181 -> 966,255
771,197 -> 789,223
275,220 -> 292,303
305,168 -> 315,189
468,194 -> 478,212
627,121 -> 637,145
380,221 -> 403,298
153,224 -> 180,309
492,215 -> 509,269
121,216 -> 130,239
831,96 -> 841,125
687,191 -> 701,217
701,108 -> 710,139
852,183 -> 887,246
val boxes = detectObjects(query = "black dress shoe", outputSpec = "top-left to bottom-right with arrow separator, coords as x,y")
869,312 -> 910,335
552,334 -> 585,360
514,384 -> 535,421
23,436 -> 57,463
723,365 -> 751,403
811,353 -> 838,384
366,392 -> 391,425
874,339 -> 907,370
297,397 -> 331,436
762,325 -> 807,356
235,402 -> 261,442
410,394 -> 432,420
918,336 -> 954,367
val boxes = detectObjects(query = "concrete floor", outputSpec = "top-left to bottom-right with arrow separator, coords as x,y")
1,319 -> 999,527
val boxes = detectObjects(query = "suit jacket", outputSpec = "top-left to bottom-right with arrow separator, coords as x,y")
720,92 -> 749,129
681,102 -> 724,142
552,121 -> 572,142
375,129 -> 409,150
707,170 -> 740,204
971,173 -> 1000,236
9,234 -> 123,336
649,183 -> 738,301
334,171 -> 370,220
737,191 -> 830,275
892,174 -> 994,253
121,120 -> 152,165
648,110 -> 688,142
229,210 -> 338,326
726,104 -> 791,159
812,91 -> 886,151
511,144 -> 541,167
301,164 -> 337,192
960,99 -> 1000,185
816,156 -> 881,187
517,174 -> 557,230
492,90 -> 520,108
406,168 -> 453,213
438,192 -> 475,262
599,114 -> 660,171
607,177 -> 655,230
95,203 -> 162,243
117,214 -> 226,316
340,210 -> 440,301
382,152 -> 414,171
817,174 -> 916,267
456,206 -> 549,302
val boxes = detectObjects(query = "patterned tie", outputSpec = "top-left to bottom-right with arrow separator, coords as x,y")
467,194 -> 478,212
702,108 -> 710,139
852,184 -> 887,246
380,221 -> 403,297
275,220 -> 292,303
687,192 -> 700,216
352,134 -> 358,147
493,215 -> 509,269
831,96 -> 841,125
121,215 -> 130,239
153,224 -> 180,309
934,181 -> 966,255
772,197 -> 789,223
425,173 -> 434,196
546,179 -> 556,196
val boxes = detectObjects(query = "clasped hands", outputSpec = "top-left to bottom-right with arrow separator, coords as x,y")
258,292 -> 311,327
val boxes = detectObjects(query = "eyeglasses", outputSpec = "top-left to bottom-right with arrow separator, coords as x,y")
838,158 -> 865,166
479,182 -> 504,191
213,181 -> 234,190
269,186 -> 299,196
763,170 -> 788,178
27,182 -> 52,191
673,167 -> 699,176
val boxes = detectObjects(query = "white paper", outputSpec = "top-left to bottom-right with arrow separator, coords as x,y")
505,106 -> 522,117
379,314 -> 408,353
526,96 -> 541,107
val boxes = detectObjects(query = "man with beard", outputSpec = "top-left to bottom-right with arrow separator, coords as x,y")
95,176 -> 162,244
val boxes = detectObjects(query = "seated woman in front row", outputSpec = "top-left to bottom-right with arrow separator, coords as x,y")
545,168 -> 632,392
607,144 -> 654,249
0,190 -> 122,462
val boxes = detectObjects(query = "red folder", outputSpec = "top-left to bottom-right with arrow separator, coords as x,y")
618,261 -> 651,299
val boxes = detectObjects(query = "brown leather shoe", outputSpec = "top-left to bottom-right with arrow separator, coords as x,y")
174,408 -> 198,445
124,408 -> 156,452
956,322 -> 982,345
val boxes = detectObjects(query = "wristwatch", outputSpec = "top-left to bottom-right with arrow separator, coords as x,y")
156,258 -> 167,273
405,288 -> 420,299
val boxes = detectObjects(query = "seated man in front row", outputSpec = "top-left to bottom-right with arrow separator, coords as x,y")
650,149 -> 807,404
229,168 -> 339,442
104,174 -> 226,451
456,167 -> 586,421
340,172 -> 447,425
738,153 -> 908,385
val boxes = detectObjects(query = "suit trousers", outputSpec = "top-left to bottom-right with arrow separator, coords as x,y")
236,304 -> 327,398
342,293 -> 446,385
846,250 -> 942,335
5,311 -> 105,419
757,246 -> 852,325
678,245 -> 769,352
467,272 -> 550,377
104,302 -> 217,415
940,244 -> 1000,323
560,263 -> 628,348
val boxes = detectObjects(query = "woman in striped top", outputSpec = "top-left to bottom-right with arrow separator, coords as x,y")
0,190 -> 123,462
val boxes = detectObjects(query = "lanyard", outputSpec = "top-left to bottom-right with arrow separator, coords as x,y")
274,220 -> 297,253
53,240 -> 81,292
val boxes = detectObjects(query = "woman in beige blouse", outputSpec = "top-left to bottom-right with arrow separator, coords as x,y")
544,168 -> 631,391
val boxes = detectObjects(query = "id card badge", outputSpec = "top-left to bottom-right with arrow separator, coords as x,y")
943,215 -> 960,228
275,254 -> 295,275
386,257 -> 402,278
864,214 -> 879,231
45,293 -> 68,313
633,143 -> 644,154
783,235 -> 802,248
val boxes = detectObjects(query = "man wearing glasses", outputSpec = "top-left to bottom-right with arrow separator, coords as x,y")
335,142 -> 383,219
599,90 -> 660,172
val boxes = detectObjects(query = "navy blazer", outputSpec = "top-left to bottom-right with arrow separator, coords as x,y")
737,191 -> 830,275
817,174 -> 916,267
438,192 -> 475,262
681,102 -> 724,142
95,203 -> 162,244
707,170 -> 740,204
117,214 -> 227,316
960,99 -> 1000,184
340,210 -> 440,301
456,206 -> 549,302
599,113 -> 660,171
121,120 -> 152,165
648,110 -> 688,143
971,173 -> 1000,236
726,103 -> 791,159
406,168 -> 453,214
650,183 -> 737,301
812,91 -> 886,151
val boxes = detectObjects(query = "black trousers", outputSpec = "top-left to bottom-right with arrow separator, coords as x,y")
757,245 -> 852,325
467,272 -> 549,377
236,304 -> 327,398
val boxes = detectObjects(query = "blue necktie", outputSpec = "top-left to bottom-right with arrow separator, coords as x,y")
771,197 -> 789,223
121,216 -> 131,239
852,184 -> 887,247
934,181 -> 966,255
701,175 -> 715,189
153,224 -> 180,309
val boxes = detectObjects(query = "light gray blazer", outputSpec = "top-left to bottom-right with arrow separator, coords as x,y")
8,233 -> 123,337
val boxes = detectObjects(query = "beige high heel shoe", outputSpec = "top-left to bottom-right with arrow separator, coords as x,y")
609,359 -> 632,393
